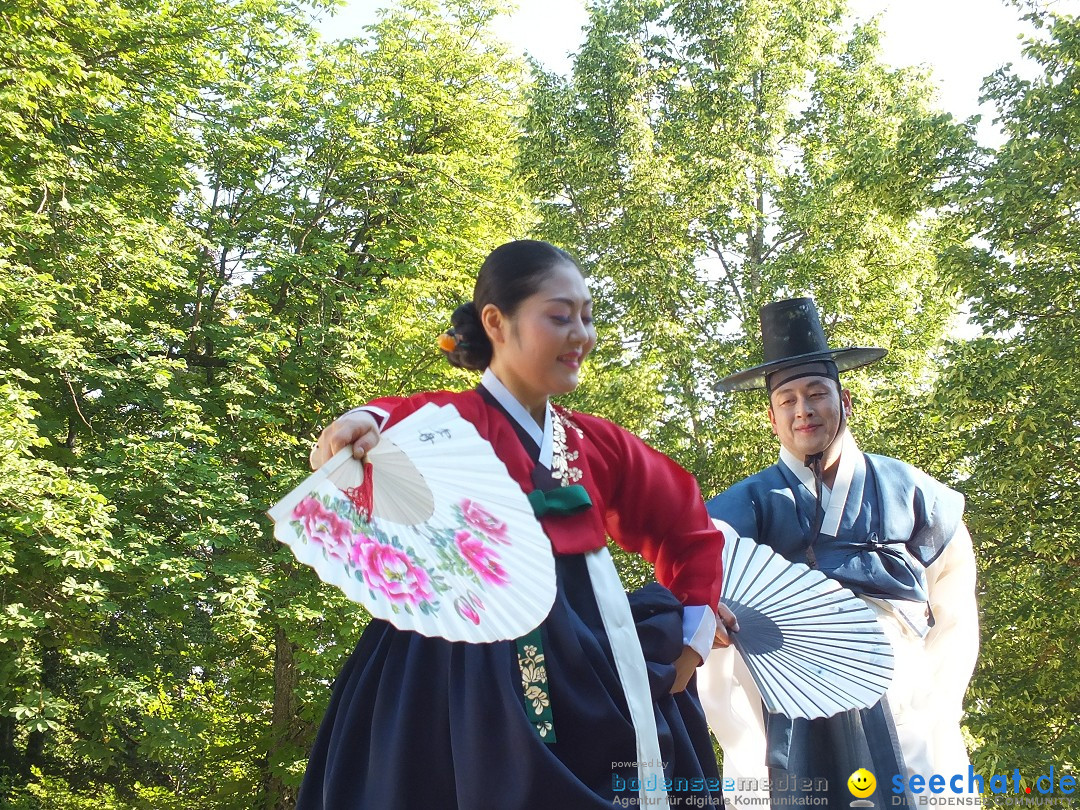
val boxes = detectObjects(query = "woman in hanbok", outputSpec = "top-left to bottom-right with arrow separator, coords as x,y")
297,239 -> 734,809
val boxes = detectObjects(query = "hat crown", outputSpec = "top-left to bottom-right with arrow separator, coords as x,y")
760,297 -> 831,365
713,296 -> 886,392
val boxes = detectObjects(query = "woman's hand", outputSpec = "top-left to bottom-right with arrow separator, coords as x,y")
671,600 -> 742,692
671,645 -> 702,693
712,602 -> 740,649
309,410 -> 381,471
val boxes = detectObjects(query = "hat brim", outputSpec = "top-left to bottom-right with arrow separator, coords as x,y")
715,347 -> 887,393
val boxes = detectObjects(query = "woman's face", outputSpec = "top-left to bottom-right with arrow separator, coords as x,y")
483,260 -> 596,415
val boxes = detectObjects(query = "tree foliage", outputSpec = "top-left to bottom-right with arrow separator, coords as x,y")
1,0 -> 1077,803
1,0 -> 531,806
934,7 -> 1080,773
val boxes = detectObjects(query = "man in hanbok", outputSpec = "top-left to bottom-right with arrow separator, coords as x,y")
698,297 -> 979,808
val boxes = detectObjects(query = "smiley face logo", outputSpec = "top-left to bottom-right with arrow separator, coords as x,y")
848,768 -> 876,798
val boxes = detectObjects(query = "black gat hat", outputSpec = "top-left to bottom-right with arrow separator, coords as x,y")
716,297 -> 886,392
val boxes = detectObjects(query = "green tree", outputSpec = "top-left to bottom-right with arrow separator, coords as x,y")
0,0 -> 254,802
935,7 -> 1080,775
1,0 -> 533,806
176,1 -> 533,803
520,0 -> 975,587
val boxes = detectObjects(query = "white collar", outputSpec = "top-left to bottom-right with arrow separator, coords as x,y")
778,431 -> 859,537
480,368 -> 554,468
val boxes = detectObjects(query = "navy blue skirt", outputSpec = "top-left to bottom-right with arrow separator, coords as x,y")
296,554 -> 722,809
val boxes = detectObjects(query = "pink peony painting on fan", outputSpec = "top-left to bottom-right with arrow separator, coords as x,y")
288,490 -> 511,620
268,402 -> 557,643
460,498 -> 511,544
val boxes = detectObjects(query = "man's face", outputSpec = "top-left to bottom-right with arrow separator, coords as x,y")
767,370 -> 851,460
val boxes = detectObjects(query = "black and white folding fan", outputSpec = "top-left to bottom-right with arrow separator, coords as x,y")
721,534 -> 894,719
269,403 -> 556,643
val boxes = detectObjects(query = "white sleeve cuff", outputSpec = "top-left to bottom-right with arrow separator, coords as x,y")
682,604 -> 717,663
344,405 -> 391,430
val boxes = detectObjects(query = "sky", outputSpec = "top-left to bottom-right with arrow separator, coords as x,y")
315,0 -> 1079,145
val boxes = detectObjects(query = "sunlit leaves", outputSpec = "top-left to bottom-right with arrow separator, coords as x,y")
935,7 -> 1080,771
2,0 -> 531,806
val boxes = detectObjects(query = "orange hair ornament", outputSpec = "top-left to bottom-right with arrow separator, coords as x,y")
438,330 -> 458,352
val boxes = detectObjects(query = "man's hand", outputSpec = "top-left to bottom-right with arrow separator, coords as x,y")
309,411 -> 381,470
712,602 -> 740,648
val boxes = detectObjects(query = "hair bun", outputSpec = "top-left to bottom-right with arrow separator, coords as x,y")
440,240 -> 580,372
443,302 -> 492,370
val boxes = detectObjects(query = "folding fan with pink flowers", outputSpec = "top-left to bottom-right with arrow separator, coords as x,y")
268,403 -> 557,643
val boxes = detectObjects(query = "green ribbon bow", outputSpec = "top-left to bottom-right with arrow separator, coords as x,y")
527,485 -> 592,518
